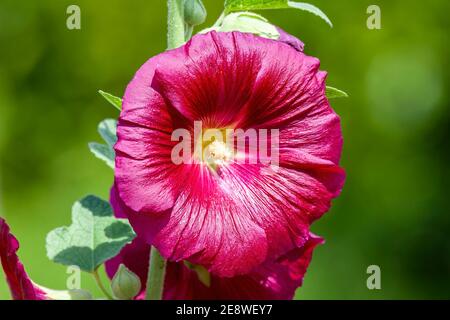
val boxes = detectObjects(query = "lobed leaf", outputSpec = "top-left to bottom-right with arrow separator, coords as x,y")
46,195 -> 136,273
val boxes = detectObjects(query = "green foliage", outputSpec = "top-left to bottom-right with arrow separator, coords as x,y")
201,12 -> 280,40
225,0 -> 287,11
88,143 -> 115,168
46,195 -> 136,273
224,0 -> 332,27
88,119 -> 117,169
98,90 -> 122,111
184,261 -> 211,287
98,119 -> 117,148
326,86 -> 349,99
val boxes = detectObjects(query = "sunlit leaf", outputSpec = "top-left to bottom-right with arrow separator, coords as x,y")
46,195 -> 136,273
287,2 -> 332,27
88,142 -> 114,169
98,119 -> 117,148
224,0 -> 332,27
326,86 -> 349,99
98,90 -> 122,111
89,119 -> 117,169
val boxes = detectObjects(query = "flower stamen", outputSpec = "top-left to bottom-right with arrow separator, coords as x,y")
204,140 -> 233,166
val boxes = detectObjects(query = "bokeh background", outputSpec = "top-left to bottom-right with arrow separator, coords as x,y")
1,0 -> 449,300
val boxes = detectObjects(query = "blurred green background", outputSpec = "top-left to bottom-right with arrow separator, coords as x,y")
1,0 -> 449,300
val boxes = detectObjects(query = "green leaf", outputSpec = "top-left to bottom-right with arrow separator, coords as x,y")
201,12 -> 280,40
225,0 -> 287,11
88,142 -> 115,169
46,195 -> 136,273
98,90 -> 122,111
326,86 -> 349,99
89,119 -> 117,169
287,2 -> 332,27
184,261 -> 211,287
224,0 -> 332,27
98,119 -> 117,148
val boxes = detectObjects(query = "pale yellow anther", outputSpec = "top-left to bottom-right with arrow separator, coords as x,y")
205,141 -> 233,166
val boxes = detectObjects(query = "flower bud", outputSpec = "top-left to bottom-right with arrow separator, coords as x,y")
111,264 -> 141,300
184,0 -> 207,26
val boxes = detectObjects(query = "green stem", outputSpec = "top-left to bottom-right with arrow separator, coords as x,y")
167,0 -> 186,49
92,269 -> 113,300
145,247 -> 167,300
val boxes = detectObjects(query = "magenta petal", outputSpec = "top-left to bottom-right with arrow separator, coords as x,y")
223,233 -> 324,300
152,32 -> 261,127
110,184 -> 171,246
0,218 -> 47,300
115,51 -> 186,215
277,27 -> 305,52
152,169 -> 268,277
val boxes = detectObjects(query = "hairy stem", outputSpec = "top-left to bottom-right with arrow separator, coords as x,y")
145,248 -> 167,300
167,0 -> 185,49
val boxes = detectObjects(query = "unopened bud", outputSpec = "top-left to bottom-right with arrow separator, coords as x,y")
111,264 -> 141,300
184,0 -> 207,26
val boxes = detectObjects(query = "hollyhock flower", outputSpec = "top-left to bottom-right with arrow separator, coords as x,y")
0,218 -> 47,300
114,31 -> 345,277
0,218 -> 92,300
